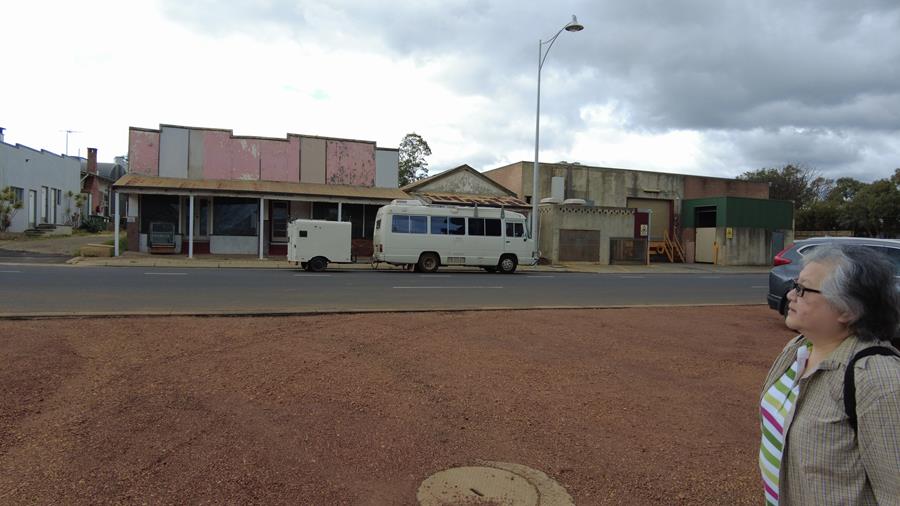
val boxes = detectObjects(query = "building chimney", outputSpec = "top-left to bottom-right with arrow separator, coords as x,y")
87,147 -> 98,174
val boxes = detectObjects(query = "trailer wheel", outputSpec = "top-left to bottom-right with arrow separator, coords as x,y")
498,255 -> 517,274
417,252 -> 440,273
308,256 -> 328,272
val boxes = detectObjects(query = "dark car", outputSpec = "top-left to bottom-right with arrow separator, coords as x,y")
767,237 -> 900,318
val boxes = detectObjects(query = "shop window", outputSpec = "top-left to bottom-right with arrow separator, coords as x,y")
312,202 -> 338,221
140,195 -> 180,234
213,197 -> 258,236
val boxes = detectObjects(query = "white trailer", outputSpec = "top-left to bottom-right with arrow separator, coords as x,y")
287,219 -> 353,272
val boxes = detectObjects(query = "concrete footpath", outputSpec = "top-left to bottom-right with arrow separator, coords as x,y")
66,251 -> 771,275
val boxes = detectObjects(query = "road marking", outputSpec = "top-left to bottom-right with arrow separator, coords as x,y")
751,285 -> 767,289
700,276 -> 723,279
0,270 -> 22,273
393,286 -> 504,289
144,272 -> 187,276
420,275 -> 452,277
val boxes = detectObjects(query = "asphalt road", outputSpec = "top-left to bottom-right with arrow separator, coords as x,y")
0,265 -> 769,315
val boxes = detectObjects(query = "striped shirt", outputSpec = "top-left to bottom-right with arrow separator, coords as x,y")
760,335 -> 900,506
759,343 -> 810,505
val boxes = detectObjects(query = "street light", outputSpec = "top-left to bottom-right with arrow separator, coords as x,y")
531,15 -> 583,260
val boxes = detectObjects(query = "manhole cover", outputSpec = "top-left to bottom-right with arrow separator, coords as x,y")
417,461 -> 574,505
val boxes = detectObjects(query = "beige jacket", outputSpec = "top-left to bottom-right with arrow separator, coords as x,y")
760,335 -> 900,505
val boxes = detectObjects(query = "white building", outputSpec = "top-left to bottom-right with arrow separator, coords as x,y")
0,128 -> 82,233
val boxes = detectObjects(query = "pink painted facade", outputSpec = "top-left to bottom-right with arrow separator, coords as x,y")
128,125 -> 380,186
326,140 -> 376,186
128,129 -> 160,176
200,131 -> 301,182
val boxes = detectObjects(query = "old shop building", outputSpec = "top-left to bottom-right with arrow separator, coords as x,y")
114,124 -> 406,258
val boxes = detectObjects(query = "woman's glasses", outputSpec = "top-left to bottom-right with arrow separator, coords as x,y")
791,279 -> 822,297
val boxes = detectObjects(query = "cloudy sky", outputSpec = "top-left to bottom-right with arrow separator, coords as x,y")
3,0 -> 899,182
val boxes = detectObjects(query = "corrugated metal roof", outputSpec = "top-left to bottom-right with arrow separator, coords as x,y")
113,174 -> 410,200
416,191 -> 530,209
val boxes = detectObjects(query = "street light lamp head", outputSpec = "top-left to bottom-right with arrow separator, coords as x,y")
565,15 -> 584,32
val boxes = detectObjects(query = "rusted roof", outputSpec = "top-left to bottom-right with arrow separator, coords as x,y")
415,191 -> 530,209
113,174 -> 410,200
402,164 -> 518,197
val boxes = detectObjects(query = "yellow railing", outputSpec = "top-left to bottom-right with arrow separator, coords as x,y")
663,230 -> 686,263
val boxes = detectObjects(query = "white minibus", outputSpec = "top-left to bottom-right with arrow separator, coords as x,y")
372,200 -> 536,273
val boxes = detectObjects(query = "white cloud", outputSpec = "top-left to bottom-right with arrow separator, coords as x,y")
1,0 -> 898,185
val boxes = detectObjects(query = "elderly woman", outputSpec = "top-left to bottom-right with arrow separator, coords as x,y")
759,244 -> 900,505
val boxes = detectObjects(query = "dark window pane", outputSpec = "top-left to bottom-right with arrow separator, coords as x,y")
485,219 -> 501,236
213,197 -> 258,236
449,217 -> 465,235
392,215 -> 409,233
312,202 -> 338,221
469,218 -> 485,236
140,195 -> 179,234
410,215 -> 427,234
431,216 -> 448,234
506,222 -> 526,237
364,204 -> 381,239
271,201 -> 288,240
342,203 -> 364,238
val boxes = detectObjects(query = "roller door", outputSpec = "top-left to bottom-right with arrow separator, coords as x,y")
559,229 -> 601,261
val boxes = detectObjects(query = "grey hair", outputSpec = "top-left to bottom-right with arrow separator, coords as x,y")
802,244 -> 900,343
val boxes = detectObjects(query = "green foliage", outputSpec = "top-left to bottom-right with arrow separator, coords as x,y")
398,132 -> 432,187
740,165 -> 899,237
737,164 -> 833,210
0,186 -> 25,232
80,215 -> 107,233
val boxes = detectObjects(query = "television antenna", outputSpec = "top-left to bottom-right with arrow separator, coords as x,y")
60,129 -> 81,156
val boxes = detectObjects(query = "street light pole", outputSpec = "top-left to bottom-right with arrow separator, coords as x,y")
531,15 -> 584,260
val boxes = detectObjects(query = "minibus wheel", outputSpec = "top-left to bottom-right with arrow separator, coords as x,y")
498,255 -> 517,274
417,252 -> 440,273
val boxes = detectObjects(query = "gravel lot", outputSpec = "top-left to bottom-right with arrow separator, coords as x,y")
0,306 -> 792,504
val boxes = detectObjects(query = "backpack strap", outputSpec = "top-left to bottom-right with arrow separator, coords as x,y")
844,346 -> 900,433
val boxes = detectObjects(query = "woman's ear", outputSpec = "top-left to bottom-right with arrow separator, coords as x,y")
836,310 -> 855,325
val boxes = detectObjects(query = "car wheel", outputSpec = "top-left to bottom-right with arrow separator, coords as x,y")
498,255 -> 517,274
417,253 -> 440,273
308,256 -> 327,272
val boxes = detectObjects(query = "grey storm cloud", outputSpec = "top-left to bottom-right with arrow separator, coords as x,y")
161,0 -> 900,180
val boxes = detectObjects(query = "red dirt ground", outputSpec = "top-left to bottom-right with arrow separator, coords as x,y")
0,306 -> 794,505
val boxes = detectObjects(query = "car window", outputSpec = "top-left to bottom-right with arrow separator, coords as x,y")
875,247 -> 900,274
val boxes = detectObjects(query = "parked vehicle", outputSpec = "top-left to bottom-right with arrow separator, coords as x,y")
287,219 -> 352,272
767,237 -> 900,317
372,199 -> 537,273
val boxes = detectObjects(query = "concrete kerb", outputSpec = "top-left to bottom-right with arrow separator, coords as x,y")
66,253 -> 770,275
0,302 -> 767,320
